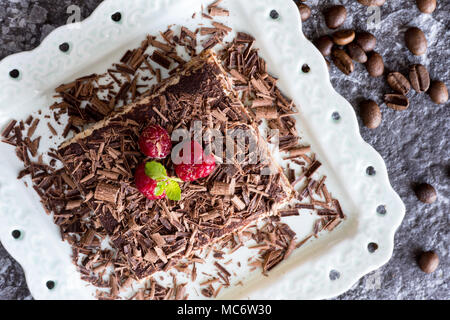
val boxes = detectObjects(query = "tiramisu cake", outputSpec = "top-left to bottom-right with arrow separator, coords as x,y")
57,50 -> 294,279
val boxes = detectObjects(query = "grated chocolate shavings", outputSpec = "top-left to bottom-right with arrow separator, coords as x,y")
150,50 -> 172,69
1,120 -> 17,138
209,6 -> 229,17
304,160 -> 322,178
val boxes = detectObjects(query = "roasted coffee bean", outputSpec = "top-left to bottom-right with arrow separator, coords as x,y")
314,35 -> 334,56
323,5 -> 347,29
405,27 -> 427,56
387,72 -> 411,95
346,43 -> 368,63
331,48 -> 354,75
365,52 -> 384,77
418,251 -> 439,274
384,93 -> 409,110
360,100 -> 381,129
297,3 -> 311,22
415,183 -> 437,203
428,80 -> 448,104
409,64 -> 430,93
416,0 -> 436,14
415,183 -> 437,204
332,30 -> 355,46
357,0 -> 386,6
355,31 -> 377,52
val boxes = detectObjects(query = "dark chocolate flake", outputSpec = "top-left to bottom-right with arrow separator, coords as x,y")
150,51 -> 172,69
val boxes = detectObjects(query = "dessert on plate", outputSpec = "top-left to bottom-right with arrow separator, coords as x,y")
57,50 -> 294,279
0,0 -> 348,297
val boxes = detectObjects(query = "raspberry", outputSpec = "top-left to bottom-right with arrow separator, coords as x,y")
134,163 -> 166,200
138,125 -> 172,159
174,141 -> 216,182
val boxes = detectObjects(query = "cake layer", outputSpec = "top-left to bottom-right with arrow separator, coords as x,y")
57,50 -> 293,279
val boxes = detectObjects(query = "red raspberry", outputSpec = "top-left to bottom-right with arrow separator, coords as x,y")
138,125 -> 172,159
134,163 -> 166,200
174,141 -> 216,182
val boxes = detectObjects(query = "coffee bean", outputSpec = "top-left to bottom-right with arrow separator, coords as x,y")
360,100 -> 382,129
387,72 -> 411,95
416,0 -> 436,14
332,29 -> 355,46
409,64 -> 430,93
405,27 -> 427,56
357,0 -> 386,6
346,43 -> 368,63
314,36 -> 334,56
365,52 -> 384,77
323,5 -> 347,29
428,80 -> 448,104
297,4 -> 311,22
414,183 -> 437,203
418,251 -> 439,274
331,48 -> 354,75
355,31 -> 376,52
384,93 -> 409,110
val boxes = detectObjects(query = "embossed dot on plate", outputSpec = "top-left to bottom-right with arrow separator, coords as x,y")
11,230 -> 21,239
9,69 -> 20,79
368,242 -> 379,253
111,12 -> 122,22
332,112 -> 341,121
302,64 -> 311,73
46,280 -> 56,290
329,270 -> 340,281
366,166 -> 376,176
377,205 -> 387,215
59,42 -> 70,53
270,10 -> 279,20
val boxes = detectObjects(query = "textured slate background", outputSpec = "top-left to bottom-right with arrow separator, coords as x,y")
0,0 -> 448,300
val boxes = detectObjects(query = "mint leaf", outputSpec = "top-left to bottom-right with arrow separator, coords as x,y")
145,161 -> 167,181
143,162 -> 181,200
166,180 -> 181,201
154,181 -> 167,197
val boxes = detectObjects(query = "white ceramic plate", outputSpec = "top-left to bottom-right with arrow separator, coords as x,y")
0,0 -> 405,300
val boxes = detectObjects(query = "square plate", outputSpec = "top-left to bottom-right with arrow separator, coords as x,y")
0,0 -> 405,300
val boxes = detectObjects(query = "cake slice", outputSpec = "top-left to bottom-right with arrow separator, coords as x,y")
57,50 -> 294,279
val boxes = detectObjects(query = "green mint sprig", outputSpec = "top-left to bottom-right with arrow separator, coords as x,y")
145,161 -> 183,201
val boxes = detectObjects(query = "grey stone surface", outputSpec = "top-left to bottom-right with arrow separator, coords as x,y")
0,0 -> 448,300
